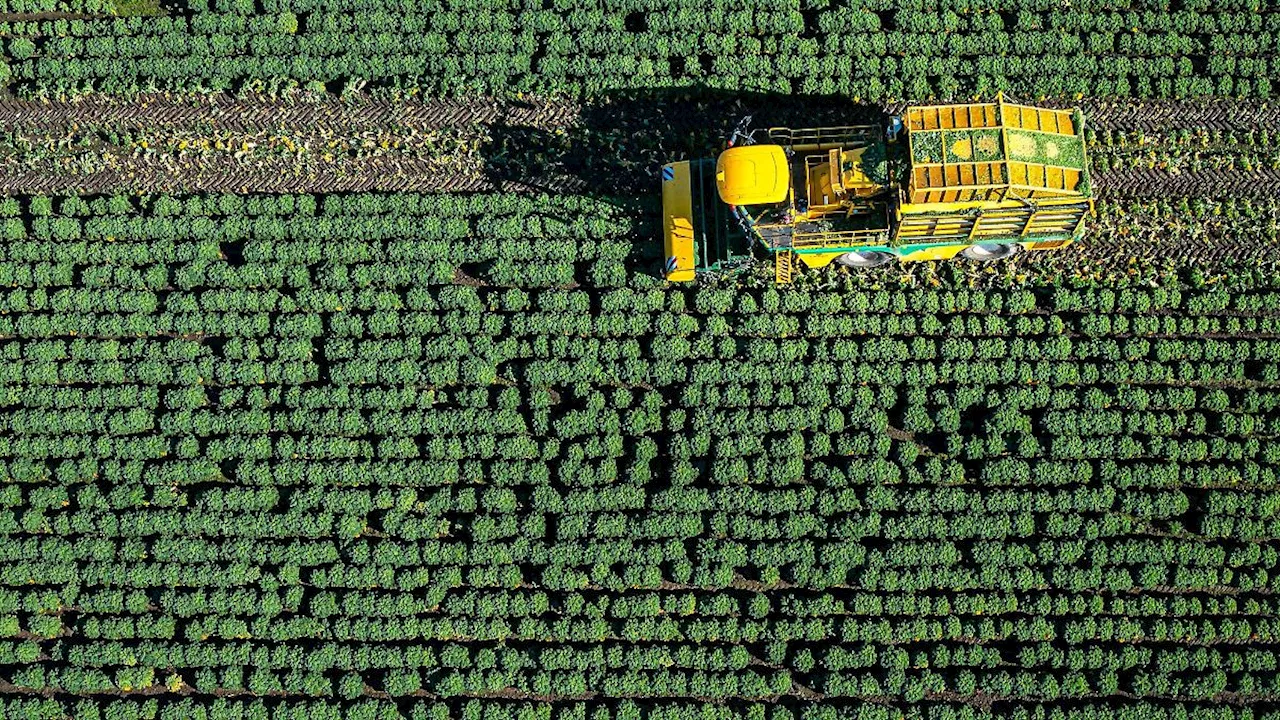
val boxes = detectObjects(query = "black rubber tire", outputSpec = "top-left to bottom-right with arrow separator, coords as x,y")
834,250 -> 896,268
960,242 -> 1022,261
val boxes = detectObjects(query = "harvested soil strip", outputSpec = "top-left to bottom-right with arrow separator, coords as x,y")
0,93 -> 1275,199
0,94 -> 581,133
1079,98 -> 1280,133
0,125 -> 488,182
0,132 -> 597,195
1052,235 -> 1280,267
1092,168 -> 1280,199
5,93 -> 1265,137
0,159 -> 496,194
6,154 -> 1275,206
0,168 -> 587,195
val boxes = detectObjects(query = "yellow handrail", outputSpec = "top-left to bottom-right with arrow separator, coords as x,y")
770,125 -> 878,142
792,229 -> 889,249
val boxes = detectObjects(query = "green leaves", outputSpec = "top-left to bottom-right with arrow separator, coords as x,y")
4,187 -> 1280,719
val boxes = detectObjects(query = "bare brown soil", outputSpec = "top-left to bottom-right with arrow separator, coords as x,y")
0,163 -> 495,195
0,93 -> 1269,203
1092,167 -> 1280,200
1080,98 -> 1280,133
0,94 -> 579,133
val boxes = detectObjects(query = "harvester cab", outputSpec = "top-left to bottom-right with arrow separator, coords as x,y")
660,94 -> 1093,283
715,144 -> 790,207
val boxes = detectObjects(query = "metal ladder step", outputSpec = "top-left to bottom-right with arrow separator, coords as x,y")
775,249 -> 794,284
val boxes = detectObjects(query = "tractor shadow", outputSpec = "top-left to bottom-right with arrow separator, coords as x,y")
482,87 -> 887,197
479,88 -> 891,275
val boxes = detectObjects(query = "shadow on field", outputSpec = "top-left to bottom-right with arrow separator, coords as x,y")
483,88 -> 885,196
479,87 -> 890,274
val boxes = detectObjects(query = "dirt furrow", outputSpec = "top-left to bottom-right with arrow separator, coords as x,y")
1092,168 -> 1280,200
1058,236 -> 1280,266
1079,99 -> 1280,133
1,94 -> 1266,136
0,93 -> 1274,203
0,163 -> 496,194
0,94 -> 581,132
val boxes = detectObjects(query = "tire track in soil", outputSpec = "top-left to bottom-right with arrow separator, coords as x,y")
0,94 -> 1273,266
0,157 -> 593,195
1092,168 -> 1280,200
0,94 -> 581,132
0,94 -> 585,195
0,93 -> 1267,135
1079,99 -> 1280,133
1029,235 -> 1280,267
0,162 -> 497,195
0,94 -> 1273,207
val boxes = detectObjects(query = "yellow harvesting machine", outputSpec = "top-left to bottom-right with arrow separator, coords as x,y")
661,94 -> 1093,283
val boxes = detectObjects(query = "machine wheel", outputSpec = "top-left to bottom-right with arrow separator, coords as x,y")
834,250 -> 896,268
961,242 -> 1021,262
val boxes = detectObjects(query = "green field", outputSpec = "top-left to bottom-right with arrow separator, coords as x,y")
2,0 -> 1280,718
0,193 -> 1277,719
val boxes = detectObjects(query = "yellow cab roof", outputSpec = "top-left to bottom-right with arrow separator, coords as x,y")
715,144 -> 790,206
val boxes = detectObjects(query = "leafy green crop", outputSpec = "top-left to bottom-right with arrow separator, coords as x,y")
1,192 -> 1279,719
0,0 -> 1274,99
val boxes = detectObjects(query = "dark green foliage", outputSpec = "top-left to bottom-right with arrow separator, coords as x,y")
0,0 -> 1275,99
1,192 -> 1279,720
